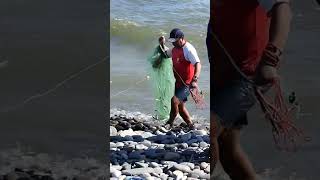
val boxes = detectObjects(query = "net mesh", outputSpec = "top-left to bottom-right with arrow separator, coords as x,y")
147,45 -> 175,121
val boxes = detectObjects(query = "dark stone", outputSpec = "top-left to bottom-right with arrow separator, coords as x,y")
128,151 -> 143,159
132,135 -> 144,142
132,123 -> 144,131
115,124 -> 125,131
162,139 -> 176,144
119,121 -> 131,129
110,136 -> 123,142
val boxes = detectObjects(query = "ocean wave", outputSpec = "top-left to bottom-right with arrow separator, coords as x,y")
110,18 -> 209,57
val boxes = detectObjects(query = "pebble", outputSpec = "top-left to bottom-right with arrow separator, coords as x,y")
135,162 -> 149,168
122,168 -> 155,176
192,130 -> 207,136
122,162 -> 131,170
180,162 -> 195,170
178,143 -> 188,149
142,140 -> 152,147
159,173 -> 169,180
116,142 -> 125,148
204,166 -> 210,174
110,126 -> 118,136
164,152 -> 180,161
128,152 -> 143,159
110,167 -> 122,178
142,132 -> 154,139
179,133 -> 192,142
199,142 -> 208,148
109,110 -> 210,180
135,144 -> 147,150
172,170 -> 184,180
110,142 -> 117,148
200,162 -> 209,170
172,164 -> 191,173
190,143 -> 199,147
150,162 -> 159,168
119,129 -> 136,137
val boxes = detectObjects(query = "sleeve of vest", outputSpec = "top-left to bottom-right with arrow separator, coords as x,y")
185,44 -> 200,65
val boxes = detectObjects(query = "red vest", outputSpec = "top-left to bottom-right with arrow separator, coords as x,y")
210,0 -> 270,81
172,47 -> 195,88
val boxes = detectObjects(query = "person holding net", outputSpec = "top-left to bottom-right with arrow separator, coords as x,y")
159,28 -> 202,130
206,0 -> 301,179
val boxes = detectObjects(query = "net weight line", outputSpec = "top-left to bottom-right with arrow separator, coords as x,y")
0,56 -> 108,113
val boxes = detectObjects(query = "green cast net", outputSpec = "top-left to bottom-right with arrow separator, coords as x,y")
147,45 -> 175,121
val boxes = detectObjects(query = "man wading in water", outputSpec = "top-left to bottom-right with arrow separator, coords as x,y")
207,0 -> 292,179
160,28 -> 202,130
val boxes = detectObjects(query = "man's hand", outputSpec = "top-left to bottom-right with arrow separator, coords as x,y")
255,63 -> 279,85
190,81 -> 198,89
158,36 -> 166,46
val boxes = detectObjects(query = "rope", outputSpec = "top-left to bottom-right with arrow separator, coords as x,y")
209,29 -> 309,151
0,56 -> 108,113
110,76 -> 149,98
160,44 -> 207,109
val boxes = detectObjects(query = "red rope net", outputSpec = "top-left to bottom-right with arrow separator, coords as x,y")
189,85 -> 207,110
254,77 -> 309,151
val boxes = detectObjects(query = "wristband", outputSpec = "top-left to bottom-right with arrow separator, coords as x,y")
192,76 -> 198,82
262,43 -> 282,67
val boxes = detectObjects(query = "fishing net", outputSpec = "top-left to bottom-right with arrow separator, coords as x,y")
189,84 -> 207,109
147,45 -> 175,121
255,78 -> 309,151
209,30 -> 310,151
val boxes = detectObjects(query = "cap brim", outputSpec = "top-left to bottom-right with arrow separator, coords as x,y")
168,38 -> 176,43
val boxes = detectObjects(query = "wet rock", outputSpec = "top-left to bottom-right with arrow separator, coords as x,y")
135,144 -> 147,150
164,152 -> 180,161
180,162 -> 195,170
135,162 -> 149,168
150,162 -> 159,168
179,133 -> 192,142
122,168 -> 155,176
192,130 -> 207,136
172,164 -> 191,173
200,162 -> 209,170
178,143 -> 188,149
199,142 -> 208,149
110,126 -> 118,136
172,170 -> 183,180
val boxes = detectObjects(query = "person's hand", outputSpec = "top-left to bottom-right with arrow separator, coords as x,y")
254,63 -> 279,86
158,36 -> 166,46
190,81 -> 198,89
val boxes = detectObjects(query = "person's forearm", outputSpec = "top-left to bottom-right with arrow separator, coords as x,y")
269,2 -> 292,51
194,62 -> 201,78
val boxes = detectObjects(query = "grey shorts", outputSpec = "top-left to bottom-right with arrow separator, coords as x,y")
211,77 -> 256,128
175,85 -> 190,102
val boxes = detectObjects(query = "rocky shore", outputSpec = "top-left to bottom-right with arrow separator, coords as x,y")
109,109 -> 212,180
0,148 -> 107,180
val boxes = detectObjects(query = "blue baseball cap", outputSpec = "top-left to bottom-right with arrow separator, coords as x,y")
168,28 -> 184,43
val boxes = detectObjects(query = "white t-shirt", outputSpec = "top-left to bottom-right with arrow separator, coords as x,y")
166,42 -> 200,65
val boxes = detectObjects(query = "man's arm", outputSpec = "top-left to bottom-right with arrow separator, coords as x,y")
193,62 -> 201,81
269,0 -> 292,51
256,0 -> 292,84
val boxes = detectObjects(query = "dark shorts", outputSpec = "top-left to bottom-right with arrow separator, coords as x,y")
206,24 -> 256,128
175,85 -> 190,102
210,77 -> 256,128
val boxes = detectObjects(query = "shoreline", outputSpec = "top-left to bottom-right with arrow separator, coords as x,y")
109,109 -> 213,180
0,148 -> 107,179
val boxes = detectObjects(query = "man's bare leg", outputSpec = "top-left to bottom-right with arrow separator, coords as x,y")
219,128 -> 256,180
178,102 -> 193,127
165,96 -> 180,127
210,113 -> 221,175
